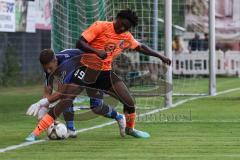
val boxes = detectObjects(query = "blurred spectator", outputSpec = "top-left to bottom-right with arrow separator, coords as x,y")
202,33 -> 208,51
188,33 -> 201,52
172,35 -> 184,53
216,42 -> 236,52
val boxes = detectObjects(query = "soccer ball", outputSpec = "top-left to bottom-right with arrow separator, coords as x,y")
47,121 -> 68,140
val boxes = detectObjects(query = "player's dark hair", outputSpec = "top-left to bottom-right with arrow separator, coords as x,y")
116,9 -> 138,27
39,49 -> 55,65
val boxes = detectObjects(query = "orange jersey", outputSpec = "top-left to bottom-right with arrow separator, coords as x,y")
81,21 -> 139,71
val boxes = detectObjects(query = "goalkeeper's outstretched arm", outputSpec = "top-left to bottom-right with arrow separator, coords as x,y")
43,83 -> 64,103
134,44 -> 171,65
26,83 -> 63,117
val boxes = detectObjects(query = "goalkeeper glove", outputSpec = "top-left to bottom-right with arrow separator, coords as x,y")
26,98 -> 50,117
37,106 -> 49,120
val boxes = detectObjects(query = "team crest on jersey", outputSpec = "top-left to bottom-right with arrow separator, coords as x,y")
119,40 -> 131,50
104,40 -> 132,54
104,42 -> 117,54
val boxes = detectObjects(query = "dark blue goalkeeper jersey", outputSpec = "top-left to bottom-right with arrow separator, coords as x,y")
45,49 -> 83,86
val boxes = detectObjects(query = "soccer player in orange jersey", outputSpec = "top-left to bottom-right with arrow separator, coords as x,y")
25,9 -> 171,141
74,9 -> 171,138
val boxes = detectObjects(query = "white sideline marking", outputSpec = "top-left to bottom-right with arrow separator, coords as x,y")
0,140 -> 45,153
1,87 -> 240,153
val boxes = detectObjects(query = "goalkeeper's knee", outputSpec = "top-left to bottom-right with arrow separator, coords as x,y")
90,98 -> 104,114
90,98 -> 118,119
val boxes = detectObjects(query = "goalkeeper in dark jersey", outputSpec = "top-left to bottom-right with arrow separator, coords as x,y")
25,49 -> 125,141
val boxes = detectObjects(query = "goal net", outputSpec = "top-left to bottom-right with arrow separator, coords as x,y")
52,0 -> 210,122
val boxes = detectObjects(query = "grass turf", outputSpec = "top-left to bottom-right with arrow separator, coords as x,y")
0,77 -> 240,160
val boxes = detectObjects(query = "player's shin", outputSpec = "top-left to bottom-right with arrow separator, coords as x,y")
33,113 -> 55,136
63,106 -> 77,138
124,105 -> 150,138
125,112 -> 136,129
63,106 -> 75,131
124,105 -> 136,129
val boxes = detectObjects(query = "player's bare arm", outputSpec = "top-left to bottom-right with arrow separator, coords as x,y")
43,85 -> 62,103
76,36 -> 107,59
43,85 -> 52,97
135,44 -> 171,65
44,83 -> 64,103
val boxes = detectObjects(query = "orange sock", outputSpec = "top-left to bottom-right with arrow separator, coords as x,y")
125,113 -> 136,129
33,114 -> 54,136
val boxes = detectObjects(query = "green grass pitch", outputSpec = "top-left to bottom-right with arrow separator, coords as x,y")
0,77 -> 240,160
